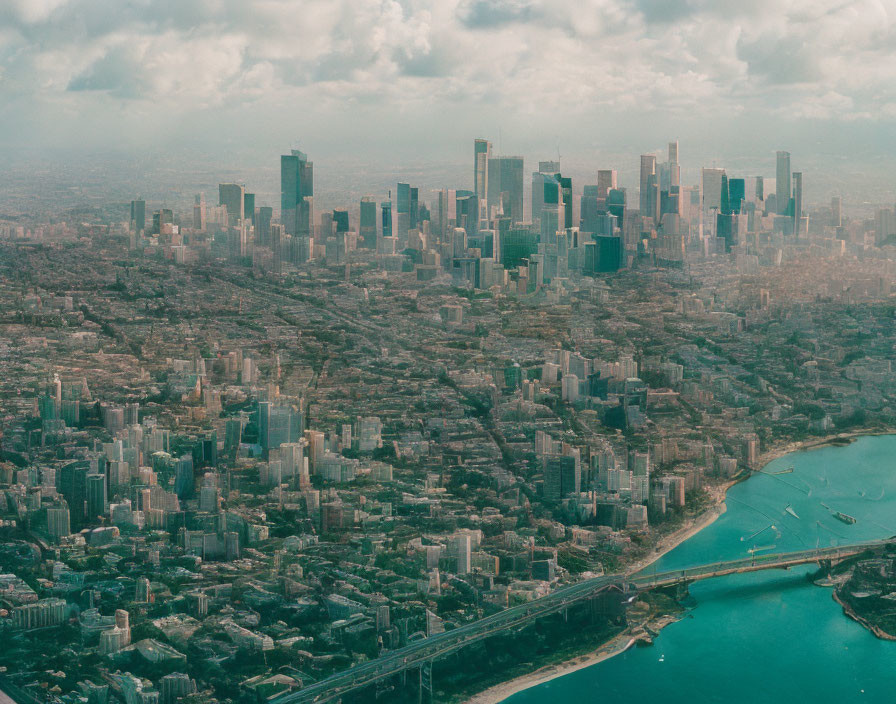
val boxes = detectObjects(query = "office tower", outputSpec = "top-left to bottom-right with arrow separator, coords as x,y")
243,192 -> 255,225
152,209 -> 173,235
539,175 -> 562,237
831,196 -> 842,227
456,192 -> 479,237
544,455 -> 579,500
192,194 -> 206,230
597,170 -> 617,199
435,188 -> 456,238
396,182 -> 411,244
487,156 -> 524,223
380,199 -> 392,240
86,473 -> 106,520
281,149 -> 314,236
776,151 -> 791,214
333,209 -> 349,234
359,196 -> 377,248
727,178 -> 745,214
449,532 -> 472,574
218,183 -> 245,226
668,140 -> 679,164
639,154 -> 658,221
556,174 -> 573,230
755,176 -> 765,202
409,187 -> 419,229
130,200 -> 145,232
876,208 -> 895,242
256,206 -> 272,246
532,160 -> 561,224
659,142 -> 680,195
58,461 -> 89,530
791,172 -> 803,235
474,139 -> 491,212
174,455 -> 194,500
47,504 -> 71,540
701,168 -> 725,214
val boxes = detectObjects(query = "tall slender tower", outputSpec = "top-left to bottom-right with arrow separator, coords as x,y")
791,172 -> 803,236
639,154 -> 658,222
474,139 -> 491,221
775,151 -> 791,215
280,149 -> 313,237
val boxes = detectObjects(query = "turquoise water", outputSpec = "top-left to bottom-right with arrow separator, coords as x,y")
506,435 -> 896,703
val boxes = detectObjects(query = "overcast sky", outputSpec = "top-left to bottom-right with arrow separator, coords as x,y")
1,0 -> 894,206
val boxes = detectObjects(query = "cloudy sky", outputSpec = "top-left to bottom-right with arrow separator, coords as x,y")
1,0 -> 894,206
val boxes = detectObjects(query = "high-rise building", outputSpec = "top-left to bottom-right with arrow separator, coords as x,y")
791,171 -> 803,236
86,473 -> 107,521
597,170 -> 617,199
256,206 -> 273,246
701,168 -> 725,214
57,461 -> 89,530
775,151 -> 791,214
487,156 -> 524,223
130,200 -> 145,232
243,192 -> 256,225
192,194 -> 206,230
380,199 -> 392,240
359,196 -> 377,248
47,503 -> 71,540
456,192 -> 479,238
218,183 -> 245,226
449,532 -> 472,574
831,196 -> 842,227
473,139 -> 491,215
281,149 -> 314,236
639,154 -> 659,222
532,160 -> 561,225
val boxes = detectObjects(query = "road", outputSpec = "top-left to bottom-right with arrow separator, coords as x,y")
275,540 -> 888,704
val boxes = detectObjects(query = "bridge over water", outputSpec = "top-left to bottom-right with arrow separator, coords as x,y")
275,540 -> 890,704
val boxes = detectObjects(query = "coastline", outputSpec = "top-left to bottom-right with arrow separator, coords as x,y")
464,428 -> 891,704
832,591 -> 896,642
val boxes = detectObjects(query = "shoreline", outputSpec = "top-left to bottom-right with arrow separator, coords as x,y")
465,428 -> 891,704
832,591 -> 896,642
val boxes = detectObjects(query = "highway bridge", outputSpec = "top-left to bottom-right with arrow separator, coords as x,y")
275,540 -> 890,704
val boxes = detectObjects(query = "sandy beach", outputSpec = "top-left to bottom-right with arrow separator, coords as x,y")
465,493 -> 730,704
464,429 -> 890,704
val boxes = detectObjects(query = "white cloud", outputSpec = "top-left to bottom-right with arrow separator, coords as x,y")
0,0 -> 893,161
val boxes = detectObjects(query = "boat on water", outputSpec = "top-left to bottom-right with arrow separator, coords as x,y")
772,466 -> 794,475
833,511 -> 857,524
784,504 -> 800,519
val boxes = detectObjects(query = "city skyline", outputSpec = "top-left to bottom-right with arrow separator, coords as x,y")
3,3 -> 896,704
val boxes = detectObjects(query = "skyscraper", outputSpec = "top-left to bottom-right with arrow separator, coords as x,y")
775,151 -> 791,215
473,139 -> 491,213
218,183 -> 245,226
831,196 -> 842,227
256,206 -> 273,246
243,192 -> 255,225
487,156 -> 524,223
359,196 -> 377,249
57,461 -> 89,530
597,170 -> 617,199
129,200 -> 145,232
639,154 -> 658,222
380,199 -> 392,241
792,171 -> 803,236
281,150 -> 314,237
